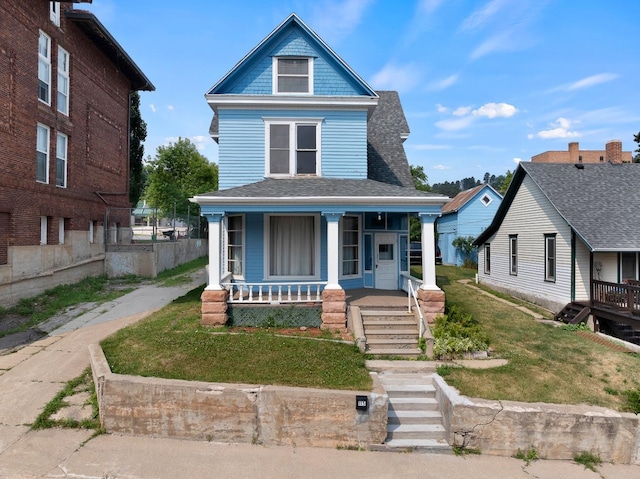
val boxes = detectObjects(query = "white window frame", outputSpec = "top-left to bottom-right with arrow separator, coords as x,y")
56,132 -> 67,187
38,31 -> 51,104
57,46 -> 70,115
50,2 -> 61,26
272,57 -> 313,94
480,193 -> 493,207
89,221 -> 94,244
264,213 -> 320,280
225,214 -> 245,278
40,216 -> 48,245
36,123 -> 50,183
264,118 -> 321,177
544,234 -> 556,282
509,235 -> 518,276
484,243 -> 491,275
340,215 -> 361,278
59,218 -> 65,244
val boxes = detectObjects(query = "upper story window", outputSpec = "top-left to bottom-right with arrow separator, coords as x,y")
38,31 -> 51,104
50,2 -> 61,27
56,132 -> 68,187
36,123 -> 50,183
273,57 -> 313,94
265,119 -> 321,177
57,47 -> 70,115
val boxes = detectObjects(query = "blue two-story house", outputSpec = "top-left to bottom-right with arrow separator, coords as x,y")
193,14 -> 448,329
436,184 -> 502,266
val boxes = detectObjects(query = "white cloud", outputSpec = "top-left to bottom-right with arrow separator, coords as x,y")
532,117 -> 580,139
370,63 -> 421,92
453,106 -> 472,116
567,73 -> 619,91
436,103 -> 449,113
312,0 -> 373,43
435,116 -> 475,131
470,30 -> 514,60
426,74 -> 459,91
513,157 -> 522,164
460,0 -> 510,31
433,164 -> 452,170
410,144 -> 451,151
167,105 -> 174,111
149,104 -> 156,113
473,102 -> 517,118
190,135 -> 210,151
419,0 -> 444,14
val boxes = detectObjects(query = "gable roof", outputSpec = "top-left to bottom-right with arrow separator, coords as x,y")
206,13 -> 376,98
441,184 -> 501,215
475,162 -> 640,251
65,10 -> 154,91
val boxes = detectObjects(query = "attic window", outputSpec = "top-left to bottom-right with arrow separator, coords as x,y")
273,57 -> 313,94
480,194 -> 492,206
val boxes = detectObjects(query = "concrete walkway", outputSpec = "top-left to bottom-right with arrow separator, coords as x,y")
0,271 -> 638,478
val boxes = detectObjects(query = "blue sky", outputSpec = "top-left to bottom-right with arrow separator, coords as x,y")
84,0 -> 639,185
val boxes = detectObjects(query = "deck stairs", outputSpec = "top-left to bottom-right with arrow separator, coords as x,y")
360,309 -> 422,357
375,368 -> 450,453
554,302 -> 591,324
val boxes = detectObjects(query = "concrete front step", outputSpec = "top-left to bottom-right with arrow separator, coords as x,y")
387,423 -> 447,441
377,438 -> 452,454
367,339 -> 419,349
366,348 -> 422,357
388,409 -> 443,425
388,397 -> 439,411
378,375 -> 434,386
383,384 -> 436,397
365,329 -> 418,340
362,320 -> 417,331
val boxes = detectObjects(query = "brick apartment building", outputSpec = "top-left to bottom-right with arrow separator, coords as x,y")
0,1 -> 154,305
531,140 -> 632,164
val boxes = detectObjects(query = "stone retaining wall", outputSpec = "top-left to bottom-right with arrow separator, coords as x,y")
89,345 -> 388,448
433,374 -> 640,464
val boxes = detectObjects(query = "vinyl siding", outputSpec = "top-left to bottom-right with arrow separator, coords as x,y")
436,215 -> 457,265
574,237 -> 591,301
477,175 -> 572,311
218,108 -> 367,189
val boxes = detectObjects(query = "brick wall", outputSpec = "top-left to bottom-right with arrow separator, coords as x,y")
0,0 -> 132,251
531,141 -> 632,164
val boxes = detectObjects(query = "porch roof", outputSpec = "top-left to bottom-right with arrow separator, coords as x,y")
193,177 -> 448,207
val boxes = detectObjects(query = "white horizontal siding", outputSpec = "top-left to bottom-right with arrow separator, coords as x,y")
574,238 -> 591,301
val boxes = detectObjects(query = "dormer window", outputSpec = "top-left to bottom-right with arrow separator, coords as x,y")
273,57 -> 313,94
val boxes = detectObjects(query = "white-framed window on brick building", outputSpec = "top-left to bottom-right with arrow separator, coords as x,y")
50,2 -> 61,26
509,235 -> 518,276
273,57 -> 313,94
38,31 -> 51,104
58,218 -> 65,244
265,119 -> 321,177
544,234 -> 556,282
40,216 -> 48,245
36,123 -> 50,183
57,47 -> 70,115
56,132 -> 67,187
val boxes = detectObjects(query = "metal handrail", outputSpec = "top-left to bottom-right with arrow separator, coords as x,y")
407,279 -> 426,338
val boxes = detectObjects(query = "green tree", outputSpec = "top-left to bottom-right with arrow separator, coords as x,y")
129,92 -> 148,207
410,165 -> 431,191
497,170 -> 513,195
144,138 -> 218,220
634,131 -> 640,163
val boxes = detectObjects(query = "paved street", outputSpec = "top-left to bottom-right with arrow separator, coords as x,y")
0,270 -> 638,478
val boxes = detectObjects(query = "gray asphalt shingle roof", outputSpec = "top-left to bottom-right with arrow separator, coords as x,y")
477,162 -> 640,251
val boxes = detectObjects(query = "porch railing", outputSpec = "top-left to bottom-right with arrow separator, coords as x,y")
591,280 -> 640,316
222,281 -> 327,304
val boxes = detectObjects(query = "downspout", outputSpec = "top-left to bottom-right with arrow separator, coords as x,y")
571,230 -> 575,301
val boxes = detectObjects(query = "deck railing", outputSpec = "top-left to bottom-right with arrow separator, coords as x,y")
591,280 -> 640,316
222,281 -> 327,304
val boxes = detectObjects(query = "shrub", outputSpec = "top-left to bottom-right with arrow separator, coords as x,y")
432,304 -> 489,359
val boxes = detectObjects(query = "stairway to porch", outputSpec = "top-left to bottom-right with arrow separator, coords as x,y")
554,302 -> 591,324
360,309 -> 422,357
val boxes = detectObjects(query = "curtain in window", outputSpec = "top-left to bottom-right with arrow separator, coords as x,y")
270,216 -> 314,276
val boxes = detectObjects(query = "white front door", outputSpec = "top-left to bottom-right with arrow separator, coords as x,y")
375,233 -> 397,290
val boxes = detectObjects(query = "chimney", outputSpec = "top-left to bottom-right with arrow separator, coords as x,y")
606,140 -> 622,164
568,142 -> 579,163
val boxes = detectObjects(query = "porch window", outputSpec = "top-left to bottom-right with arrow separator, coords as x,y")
227,215 -> 244,276
273,57 -> 313,94
484,243 -> 491,274
38,31 -> 51,104
341,215 -> 360,277
268,215 -> 317,278
266,120 -> 320,176
36,123 -> 50,183
399,235 -> 408,272
509,235 -> 518,275
621,252 -> 638,282
545,234 -> 556,282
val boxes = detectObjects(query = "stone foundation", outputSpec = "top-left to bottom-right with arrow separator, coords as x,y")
417,287 -> 445,323
321,288 -> 347,330
201,289 -> 229,326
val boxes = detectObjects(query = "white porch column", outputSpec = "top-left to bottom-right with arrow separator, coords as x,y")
322,212 -> 343,290
419,213 -> 439,290
204,212 -> 224,290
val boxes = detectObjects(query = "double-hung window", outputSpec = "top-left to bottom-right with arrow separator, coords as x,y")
226,215 -> 244,276
57,47 -> 70,115
36,123 -> 50,183
38,31 -> 51,104
273,57 -> 313,94
56,132 -> 67,187
341,215 -> 360,277
484,243 -> 491,274
509,235 -> 518,275
50,2 -> 60,26
266,120 -> 320,176
544,234 -> 556,282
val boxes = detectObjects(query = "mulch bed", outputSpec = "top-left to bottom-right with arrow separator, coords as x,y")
576,331 -> 634,353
